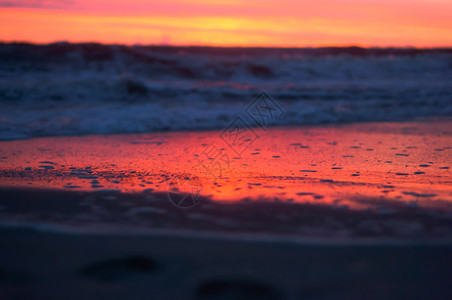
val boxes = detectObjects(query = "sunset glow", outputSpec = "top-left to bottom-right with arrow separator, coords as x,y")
1,0 -> 451,47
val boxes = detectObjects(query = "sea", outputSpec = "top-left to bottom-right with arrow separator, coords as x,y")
1,43 -> 451,140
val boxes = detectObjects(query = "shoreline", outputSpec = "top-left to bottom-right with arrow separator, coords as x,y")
1,116 -> 450,142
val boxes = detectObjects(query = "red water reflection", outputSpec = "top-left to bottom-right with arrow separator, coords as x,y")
0,121 -> 451,210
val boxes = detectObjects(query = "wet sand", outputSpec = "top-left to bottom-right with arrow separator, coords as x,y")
0,119 -> 451,298
0,119 -> 451,237
0,118 -> 451,212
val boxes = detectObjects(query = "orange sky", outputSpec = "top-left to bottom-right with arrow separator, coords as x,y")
0,0 -> 451,47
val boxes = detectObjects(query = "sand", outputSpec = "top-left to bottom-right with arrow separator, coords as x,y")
0,119 -> 451,210
0,228 -> 451,299
0,119 -> 451,298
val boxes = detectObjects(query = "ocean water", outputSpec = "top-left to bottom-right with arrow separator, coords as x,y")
1,43 -> 451,140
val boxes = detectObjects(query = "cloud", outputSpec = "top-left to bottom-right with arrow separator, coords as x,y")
0,0 -> 76,9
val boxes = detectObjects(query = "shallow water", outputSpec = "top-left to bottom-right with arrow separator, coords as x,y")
0,120 -> 450,211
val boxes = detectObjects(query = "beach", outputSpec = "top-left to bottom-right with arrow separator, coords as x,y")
1,43 -> 452,299
0,119 -> 451,298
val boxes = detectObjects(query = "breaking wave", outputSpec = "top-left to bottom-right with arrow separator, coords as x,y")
1,43 -> 451,140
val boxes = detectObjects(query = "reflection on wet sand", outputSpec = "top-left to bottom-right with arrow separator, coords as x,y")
0,120 -> 451,211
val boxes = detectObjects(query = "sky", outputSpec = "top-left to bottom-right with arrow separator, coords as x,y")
0,0 -> 451,47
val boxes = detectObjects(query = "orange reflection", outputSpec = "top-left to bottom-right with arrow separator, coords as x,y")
0,120 -> 451,211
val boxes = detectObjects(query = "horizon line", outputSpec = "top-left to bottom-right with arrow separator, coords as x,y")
2,40 -> 452,50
